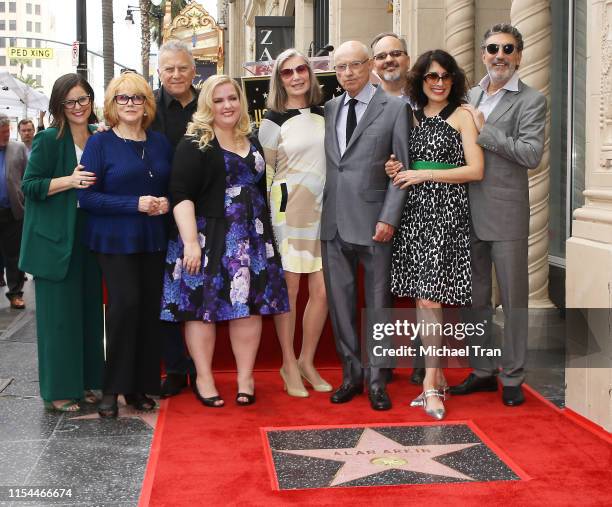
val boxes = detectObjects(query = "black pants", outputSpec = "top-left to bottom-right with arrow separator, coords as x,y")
97,252 -> 165,395
0,210 -> 25,299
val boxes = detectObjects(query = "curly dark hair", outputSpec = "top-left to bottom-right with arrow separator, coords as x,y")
405,49 -> 468,110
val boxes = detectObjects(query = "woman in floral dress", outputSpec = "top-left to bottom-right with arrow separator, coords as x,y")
161,75 -> 289,407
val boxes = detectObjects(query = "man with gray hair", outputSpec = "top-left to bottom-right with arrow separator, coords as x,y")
151,39 -> 198,149
151,40 -> 198,396
450,23 -> 546,407
0,114 -> 27,309
322,41 -> 410,411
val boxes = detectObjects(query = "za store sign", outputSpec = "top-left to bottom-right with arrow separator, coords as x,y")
7,47 -> 55,59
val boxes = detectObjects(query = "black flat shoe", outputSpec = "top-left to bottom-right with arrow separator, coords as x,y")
98,394 -> 118,418
330,384 -> 363,404
160,373 -> 188,398
236,392 -> 256,406
449,373 -> 498,395
502,385 -> 525,406
410,367 -> 426,385
193,384 -> 224,408
124,393 -> 156,411
369,388 -> 392,411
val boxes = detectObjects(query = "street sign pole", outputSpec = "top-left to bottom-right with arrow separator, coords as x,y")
76,0 -> 87,78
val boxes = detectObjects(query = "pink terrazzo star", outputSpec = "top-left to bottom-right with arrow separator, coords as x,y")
69,396 -> 161,428
277,428 -> 479,486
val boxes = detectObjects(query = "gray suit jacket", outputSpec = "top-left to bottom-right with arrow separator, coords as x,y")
321,86 -> 411,246
2,141 -> 27,220
468,80 -> 546,242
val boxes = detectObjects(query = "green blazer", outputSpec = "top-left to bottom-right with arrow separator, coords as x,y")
19,126 -> 95,281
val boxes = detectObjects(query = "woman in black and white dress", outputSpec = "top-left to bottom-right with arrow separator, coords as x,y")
386,50 -> 484,420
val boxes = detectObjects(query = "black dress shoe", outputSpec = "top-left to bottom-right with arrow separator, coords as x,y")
125,393 -> 156,411
502,385 -> 525,406
410,367 -> 425,385
98,394 -> 118,418
160,373 -> 188,398
449,373 -> 498,395
369,388 -> 392,411
330,384 -> 363,404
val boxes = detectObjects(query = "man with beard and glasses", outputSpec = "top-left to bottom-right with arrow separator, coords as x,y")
370,32 -> 425,386
450,23 -> 546,407
370,33 -> 410,101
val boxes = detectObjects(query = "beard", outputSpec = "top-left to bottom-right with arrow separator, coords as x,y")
487,60 -> 517,85
381,67 -> 402,83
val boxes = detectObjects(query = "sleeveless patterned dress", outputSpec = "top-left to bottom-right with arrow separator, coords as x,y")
391,103 -> 472,305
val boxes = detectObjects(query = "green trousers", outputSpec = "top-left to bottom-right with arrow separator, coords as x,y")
35,215 -> 104,401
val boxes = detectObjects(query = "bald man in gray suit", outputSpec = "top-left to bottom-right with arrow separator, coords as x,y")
321,41 -> 410,411
450,24 -> 546,406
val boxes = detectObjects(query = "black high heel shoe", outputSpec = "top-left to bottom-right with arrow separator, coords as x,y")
236,392 -> 256,406
124,393 -> 156,411
98,394 -> 118,418
193,383 -> 224,408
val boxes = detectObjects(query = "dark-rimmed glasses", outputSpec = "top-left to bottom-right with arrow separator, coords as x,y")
62,95 -> 91,109
333,59 -> 370,73
114,94 -> 146,105
373,50 -> 407,61
483,43 -> 516,55
423,72 -> 453,84
279,64 -> 309,78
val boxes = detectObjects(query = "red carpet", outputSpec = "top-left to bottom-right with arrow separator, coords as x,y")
140,369 -> 612,506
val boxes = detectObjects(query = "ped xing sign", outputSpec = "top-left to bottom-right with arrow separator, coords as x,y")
7,47 -> 55,59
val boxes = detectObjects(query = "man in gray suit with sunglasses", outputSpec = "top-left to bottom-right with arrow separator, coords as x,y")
451,23 -> 546,406
321,41 -> 410,411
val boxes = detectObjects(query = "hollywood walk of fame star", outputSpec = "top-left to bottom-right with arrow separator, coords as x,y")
276,428 -> 480,486
68,397 -> 161,429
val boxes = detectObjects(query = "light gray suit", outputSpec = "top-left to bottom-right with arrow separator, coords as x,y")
321,85 -> 410,390
467,79 -> 546,386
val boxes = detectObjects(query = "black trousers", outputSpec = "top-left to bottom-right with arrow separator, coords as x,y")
97,252 -> 165,395
0,209 -> 25,299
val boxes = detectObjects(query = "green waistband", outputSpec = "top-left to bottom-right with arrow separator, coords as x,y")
410,161 -> 458,170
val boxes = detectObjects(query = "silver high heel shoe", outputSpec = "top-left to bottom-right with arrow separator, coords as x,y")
410,389 -> 446,420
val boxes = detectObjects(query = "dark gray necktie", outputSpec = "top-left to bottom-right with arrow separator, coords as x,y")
346,98 -> 358,144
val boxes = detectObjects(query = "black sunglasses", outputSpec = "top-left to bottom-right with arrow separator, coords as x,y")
484,43 -> 516,55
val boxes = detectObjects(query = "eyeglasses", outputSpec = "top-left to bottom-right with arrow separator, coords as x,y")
114,94 -> 146,105
62,95 -> 91,109
279,64 -> 309,78
423,72 -> 453,84
483,43 -> 516,55
373,50 -> 407,61
333,59 -> 370,73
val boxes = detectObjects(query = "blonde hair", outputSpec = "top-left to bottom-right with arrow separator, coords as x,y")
186,75 -> 252,149
266,49 -> 323,113
104,72 -> 156,130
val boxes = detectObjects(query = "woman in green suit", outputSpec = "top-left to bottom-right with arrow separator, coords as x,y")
20,73 -> 104,412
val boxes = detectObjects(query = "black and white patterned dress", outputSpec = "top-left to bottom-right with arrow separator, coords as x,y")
391,103 -> 472,305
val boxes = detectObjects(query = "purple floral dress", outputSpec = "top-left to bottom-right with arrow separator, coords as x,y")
160,145 -> 289,322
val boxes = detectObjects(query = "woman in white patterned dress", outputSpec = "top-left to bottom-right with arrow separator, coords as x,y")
258,49 -> 331,398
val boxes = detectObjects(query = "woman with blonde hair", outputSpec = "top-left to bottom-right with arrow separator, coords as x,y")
78,71 -> 173,417
161,75 -> 288,407
258,48 -> 330,398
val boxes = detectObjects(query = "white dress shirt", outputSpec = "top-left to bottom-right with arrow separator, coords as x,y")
476,71 -> 520,120
336,83 -> 377,156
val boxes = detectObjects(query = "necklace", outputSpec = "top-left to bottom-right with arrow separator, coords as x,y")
114,127 -> 154,178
